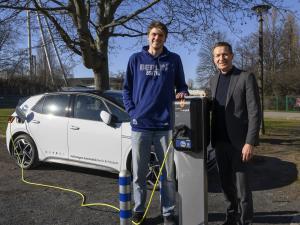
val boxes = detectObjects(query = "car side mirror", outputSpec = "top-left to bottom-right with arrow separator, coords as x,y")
16,106 -> 27,121
100,111 -> 112,125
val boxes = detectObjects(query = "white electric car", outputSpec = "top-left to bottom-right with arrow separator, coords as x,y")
6,89 -> 216,184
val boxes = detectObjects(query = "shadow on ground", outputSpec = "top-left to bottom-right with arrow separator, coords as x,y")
208,155 -> 298,193
260,136 -> 300,146
209,211 -> 300,224
36,162 -> 119,179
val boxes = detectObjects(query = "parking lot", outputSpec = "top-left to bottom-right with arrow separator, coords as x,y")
0,129 -> 299,225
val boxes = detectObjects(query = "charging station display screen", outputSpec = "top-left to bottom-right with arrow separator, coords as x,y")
175,138 -> 191,149
173,97 -> 209,154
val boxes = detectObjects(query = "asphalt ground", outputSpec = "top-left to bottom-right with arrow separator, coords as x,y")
0,118 -> 299,225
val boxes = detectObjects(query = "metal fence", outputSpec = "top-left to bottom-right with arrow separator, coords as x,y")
265,96 -> 300,112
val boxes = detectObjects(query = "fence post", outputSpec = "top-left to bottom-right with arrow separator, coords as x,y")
285,96 -> 289,112
119,170 -> 132,225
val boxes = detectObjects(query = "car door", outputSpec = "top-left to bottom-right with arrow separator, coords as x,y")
27,94 -> 71,160
68,94 -> 122,171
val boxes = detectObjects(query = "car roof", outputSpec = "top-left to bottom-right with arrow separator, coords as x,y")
50,88 -> 124,108
60,86 -> 101,94
60,86 -> 121,94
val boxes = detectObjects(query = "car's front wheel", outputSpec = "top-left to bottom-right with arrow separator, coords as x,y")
11,134 -> 39,169
127,150 -> 161,190
146,151 -> 160,189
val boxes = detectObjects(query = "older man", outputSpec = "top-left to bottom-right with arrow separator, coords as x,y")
210,42 -> 261,225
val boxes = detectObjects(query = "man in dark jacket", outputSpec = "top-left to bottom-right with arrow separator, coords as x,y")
210,42 -> 261,225
123,21 -> 188,225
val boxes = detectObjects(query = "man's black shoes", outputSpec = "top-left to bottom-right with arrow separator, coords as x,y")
132,212 -> 145,224
222,219 -> 238,225
163,215 -> 176,225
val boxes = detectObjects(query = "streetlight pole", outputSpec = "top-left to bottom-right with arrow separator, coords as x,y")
251,4 -> 271,135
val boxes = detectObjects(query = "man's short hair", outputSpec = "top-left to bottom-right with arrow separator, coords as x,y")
147,21 -> 168,38
213,42 -> 233,54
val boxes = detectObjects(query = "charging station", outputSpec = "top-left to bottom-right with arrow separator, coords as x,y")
173,96 -> 210,225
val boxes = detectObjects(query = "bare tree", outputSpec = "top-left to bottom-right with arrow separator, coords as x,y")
235,9 -> 300,96
0,0 -> 286,90
35,36 -> 75,88
0,23 -> 21,73
272,13 -> 300,95
281,14 -> 300,70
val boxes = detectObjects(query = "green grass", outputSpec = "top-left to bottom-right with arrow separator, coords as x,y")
0,108 -> 14,116
0,108 -> 14,137
264,118 -> 300,137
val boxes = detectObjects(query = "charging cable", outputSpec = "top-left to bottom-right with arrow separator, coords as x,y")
9,122 -> 173,225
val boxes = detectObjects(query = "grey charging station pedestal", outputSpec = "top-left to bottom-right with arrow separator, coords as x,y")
173,97 -> 210,225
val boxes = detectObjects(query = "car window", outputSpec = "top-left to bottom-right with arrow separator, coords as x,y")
42,94 -> 70,117
105,100 -> 130,123
104,91 -> 124,106
74,95 -> 107,121
32,97 -> 44,113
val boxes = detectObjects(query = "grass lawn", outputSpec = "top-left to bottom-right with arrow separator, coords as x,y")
0,108 -> 14,137
264,118 -> 300,137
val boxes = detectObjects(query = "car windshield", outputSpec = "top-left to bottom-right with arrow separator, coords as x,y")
103,90 -> 124,107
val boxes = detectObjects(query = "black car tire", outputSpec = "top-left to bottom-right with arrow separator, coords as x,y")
127,151 -> 161,190
11,134 -> 39,169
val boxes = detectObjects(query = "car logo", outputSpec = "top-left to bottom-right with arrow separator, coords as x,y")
180,140 -> 187,148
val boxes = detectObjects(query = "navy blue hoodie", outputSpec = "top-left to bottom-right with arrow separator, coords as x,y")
123,46 -> 188,131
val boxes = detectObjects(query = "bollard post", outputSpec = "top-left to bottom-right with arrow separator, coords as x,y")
119,170 -> 132,225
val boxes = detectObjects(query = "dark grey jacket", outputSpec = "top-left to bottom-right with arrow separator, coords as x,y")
210,67 -> 261,151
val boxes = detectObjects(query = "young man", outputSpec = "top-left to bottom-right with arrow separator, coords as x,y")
123,21 -> 188,225
210,42 -> 261,225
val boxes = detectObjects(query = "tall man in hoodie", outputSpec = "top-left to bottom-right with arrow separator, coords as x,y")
123,21 -> 188,225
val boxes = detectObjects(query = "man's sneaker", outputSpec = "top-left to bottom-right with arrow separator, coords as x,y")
163,215 -> 176,225
132,212 -> 145,224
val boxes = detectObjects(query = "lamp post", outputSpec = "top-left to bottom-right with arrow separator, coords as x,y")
251,4 -> 271,135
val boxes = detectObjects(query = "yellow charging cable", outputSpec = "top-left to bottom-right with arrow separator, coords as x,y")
10,123 -> 119,211
9,121 -> 173,225
135,140 -> 173,225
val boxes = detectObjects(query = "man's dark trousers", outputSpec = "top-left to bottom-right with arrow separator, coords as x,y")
215,141 -> 253,225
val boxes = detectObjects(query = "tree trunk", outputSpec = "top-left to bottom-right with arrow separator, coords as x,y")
93,32 -> 110,91
93,57 -> 109,90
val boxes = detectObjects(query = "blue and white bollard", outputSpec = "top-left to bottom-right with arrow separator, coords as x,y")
119,170 -> 132,225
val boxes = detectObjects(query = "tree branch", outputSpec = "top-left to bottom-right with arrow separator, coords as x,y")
111,32 -> 146,37
49,0 -> 67,8
0,4 -> 69,12
111,30 -> 181,37
31,0 -> 82,56
120,23 -> 144,35
101,0 -> 161,31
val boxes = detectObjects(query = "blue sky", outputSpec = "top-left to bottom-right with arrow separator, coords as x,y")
13,1 -> 300,83
73,16 -> 258,81
73,1 -> 287,82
